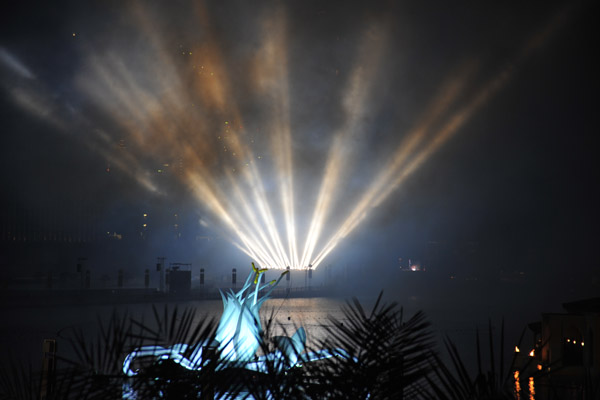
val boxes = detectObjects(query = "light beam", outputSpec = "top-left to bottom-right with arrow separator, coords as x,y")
1,3 -> 571,271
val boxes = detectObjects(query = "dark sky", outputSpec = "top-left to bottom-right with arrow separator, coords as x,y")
0,0 -> 598,282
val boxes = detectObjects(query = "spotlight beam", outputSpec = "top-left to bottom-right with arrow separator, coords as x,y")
311,8 -> 569,268
310,68 -> 472,268
253,7 -> 300,268
190,2 -> 293,268
299,24 -> 388,269
187,172 -> 279,268
225,171 -> 285,267
4,3 -> 571,272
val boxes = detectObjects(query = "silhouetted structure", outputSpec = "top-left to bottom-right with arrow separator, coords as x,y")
522,297 -> 600,398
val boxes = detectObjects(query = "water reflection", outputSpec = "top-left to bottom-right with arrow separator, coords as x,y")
513,370 -> 536,400
528,376 -> 535,400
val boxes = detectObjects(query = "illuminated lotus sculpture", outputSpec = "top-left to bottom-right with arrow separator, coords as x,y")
215,263 -> 291,363
122,263 -> 343,384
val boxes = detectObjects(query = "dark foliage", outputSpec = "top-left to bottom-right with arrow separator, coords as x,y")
302,292 -> 436,399
0,295 -> 552,400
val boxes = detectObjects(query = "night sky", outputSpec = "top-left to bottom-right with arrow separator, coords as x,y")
0,0 -> 598,287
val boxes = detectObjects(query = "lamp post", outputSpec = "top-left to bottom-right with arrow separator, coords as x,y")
157,257 -> 166,292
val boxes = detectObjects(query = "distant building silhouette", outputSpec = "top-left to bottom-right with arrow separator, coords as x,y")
518,297 -> 600,398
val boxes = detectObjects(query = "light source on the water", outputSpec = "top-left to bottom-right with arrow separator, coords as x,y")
514,370 -> 521,400
528,376 -> 535,399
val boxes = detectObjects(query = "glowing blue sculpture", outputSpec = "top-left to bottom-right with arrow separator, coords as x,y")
215,263 -> 285,362
122,264 -> 349,398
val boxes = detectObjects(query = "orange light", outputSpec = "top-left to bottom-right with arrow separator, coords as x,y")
515,346 -> 520,353
529,349 -> 535,357
529,376 -> 535,399
537,364 -> 542,370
